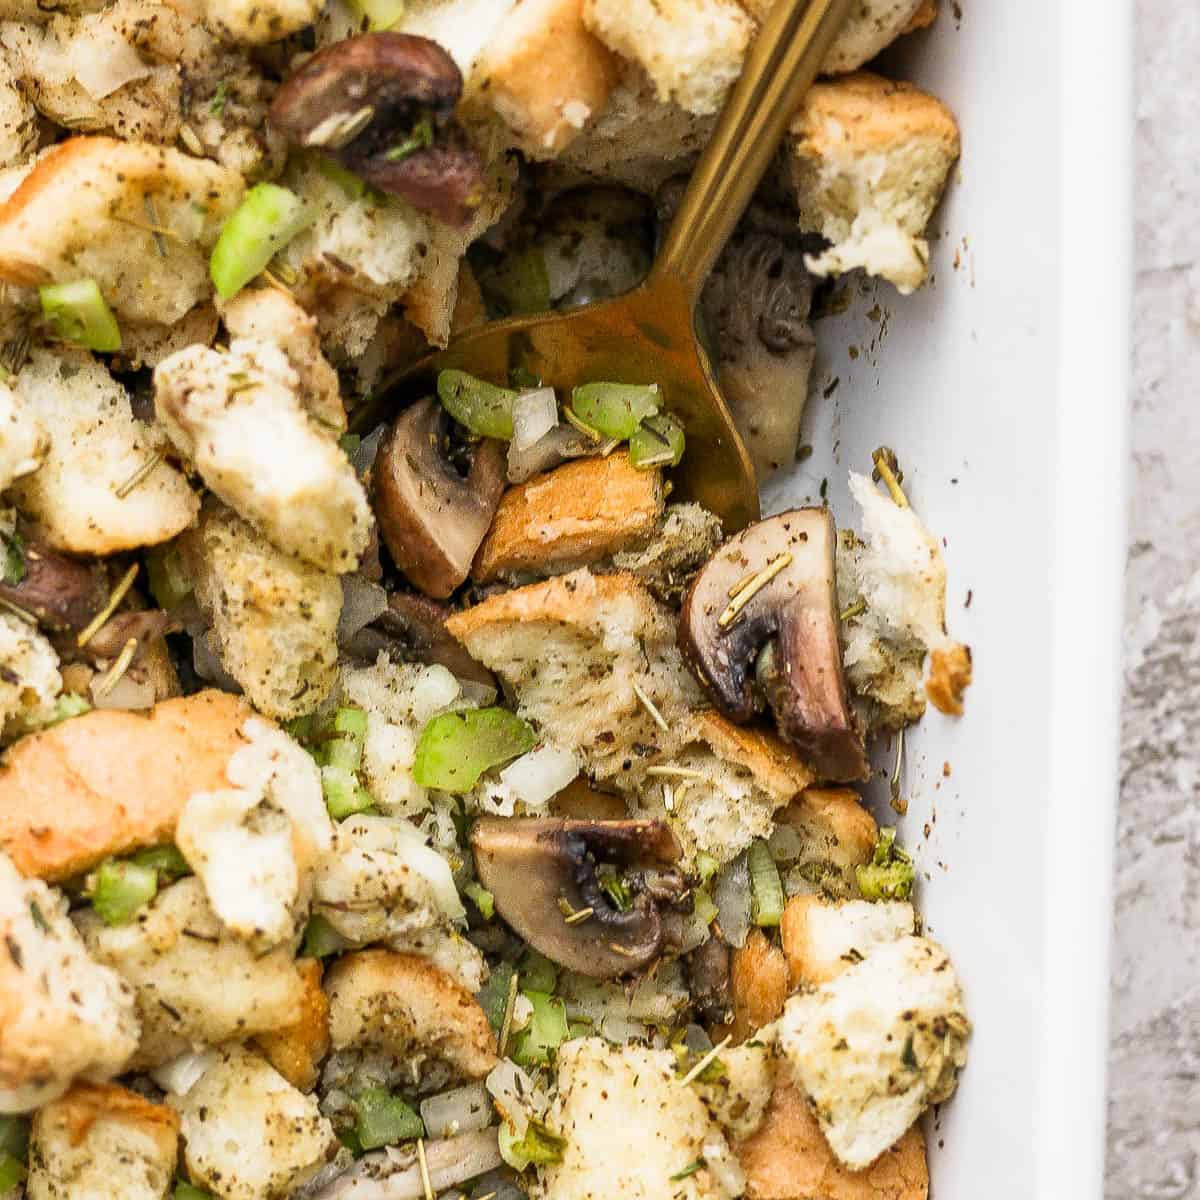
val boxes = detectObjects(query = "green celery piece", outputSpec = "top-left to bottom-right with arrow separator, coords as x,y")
412,708 -> 535,794
463,882 -> 494,920
300,914 -> 344,959
499,1118 -> 566,1170
39,280 -> 121,353
436,370 -> 519,440
570,382 -> 660,440
510,991 -> 569,1067
321,765 -> 374,820
354,1088 -> 424,1150
209,184 -> 313,300
476,960 -> 517,1033
748,839 -> 785,927
92,859 -> 158,925
334,706 -> 368,739
129,843 -> 191,883
629,413 -> 685,469
519,948 -> 557,994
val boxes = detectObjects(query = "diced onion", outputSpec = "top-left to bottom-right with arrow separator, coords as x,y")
455,677 -> 498,708
318,1129 -> 502,1199
506,426 -> 594,484
419,1083 -> 492,1139
338,575 -> 388,644
39,279 -> 121,353
713,853 -> 751,949
485,1060 -> 539,1137
150,1049 -> 217,1096
510,388 -> 558,452
90,670 -> 156,711
209,183 -> 313,300
497,745 -> 578,809
70,23 -> 150,99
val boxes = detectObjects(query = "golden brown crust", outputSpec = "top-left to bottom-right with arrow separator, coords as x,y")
40,1081 -> 180,1150
447,567 -> 654,643
253,958 -> 331,1093
777,787 -> 878,867
691,710 -> 814,801
780,894 -> 821,989
475,0 -> 620,154
902,0 -> 937,33
791,71 -> 960,161
472,454 -> 664,583
0,690 -> 252,881
738,1066 -> 928,1200
718,927 -> 789,1045
925,643 -> 971,716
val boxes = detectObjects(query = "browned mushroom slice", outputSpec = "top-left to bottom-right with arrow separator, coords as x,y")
471,817 -> 686,978
269,33 -> 484,226
678,509 -> 868,782
372,591 -> 497,688
372,398 -> 505,599
0,531 -> 108,633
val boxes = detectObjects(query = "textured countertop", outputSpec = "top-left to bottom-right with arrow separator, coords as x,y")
1105,1 -> 1200,1195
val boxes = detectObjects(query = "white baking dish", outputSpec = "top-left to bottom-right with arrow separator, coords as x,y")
761,1 -> 1132,1193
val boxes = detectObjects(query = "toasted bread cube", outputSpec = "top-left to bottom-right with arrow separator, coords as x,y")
780,896 -> 915,988
253,958 -> 331,1093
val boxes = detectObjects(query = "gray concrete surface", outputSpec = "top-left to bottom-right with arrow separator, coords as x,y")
1105,2 -> 1200,1196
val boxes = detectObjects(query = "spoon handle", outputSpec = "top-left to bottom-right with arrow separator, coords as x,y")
651,0 -> 856,306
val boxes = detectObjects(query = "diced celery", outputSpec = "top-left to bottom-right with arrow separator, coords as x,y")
692,886 -> 718,927
748,839 -> 784,927
322,765 -> 374,820
42,693 -> 90,728
570,382 -> 660,440
1,529 -> 23,586
92,859 -> 158,925
129,843 -> 191,883
499,1118 -> 566,1170
39,279 -> 121,353
476,960 -> 516,1033
326,735 -> 363,773
209,184 -> 313,300
437,370 -> 519,440
0,1155 -> 25,1196
334,706 -> 368,738
317,157 -> 368,198
353,1088 -> 424,1150
856,826 -> 915,901
300,914 -> 344,959
629,413 -> 685,469
463,882 -> 494,920
412,707 -> 535,793
510,991 -> 569,1067
519,949 -> 557,994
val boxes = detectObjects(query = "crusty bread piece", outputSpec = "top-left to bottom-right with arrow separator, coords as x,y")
609,501 -> 724,603
169,1045 -> 334,1200
27,1083 -> 179,1200
0,57 -> 35,169
0,137 -> 242,324
0,852 -> 138,1112
788,72 -> 960,293
776,787 -> 879,900
473,0 -> 619,154
736,1064 -> 929,1200
721,926 -> 789,1045
117,304 -> 220,371
180,503 -> 342,720
77,877 -> 310,1068
777,936 -> 969,1169
324,949 -> 497,1081
638,710 -> 813,865
780,895 -> 915,987
472,454 -> 665,583
446,569 -> 703,784
0,611 -> 61,742
583,0 -> 752,116
253,958 -> 331,1093
0,689 -> 250,882
903,0 -> 937,32
10,349 -> 198,556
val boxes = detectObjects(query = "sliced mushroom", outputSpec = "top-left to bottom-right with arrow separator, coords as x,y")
371,591 -> 497,688
372,398 -> 505,599
678,510 -> 868,782
687,932 -> 732,1026
471,817 -> 686,978
269,33 -> 484,225
0,532 -> 108,632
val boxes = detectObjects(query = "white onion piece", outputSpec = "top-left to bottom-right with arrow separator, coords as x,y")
510,388 -> 558,451
713,853 -> 751,949
485,1060 -> 539,1136
419,1083 -> 492,1138
150,1049 -> 217,1096
90,670 -> 156,711
338,575 -> 388,643
498,745 -> 578,809
317,1129 -> 502,1198
506,425 -> 594,484
455,677 -> 498,708
70,23 -> 150,99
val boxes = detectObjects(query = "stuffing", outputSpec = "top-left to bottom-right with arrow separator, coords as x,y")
776,935 -> 970,1169
735,1065 -> 929,1200
582,0 -> 753,117
773,787 -> 879,900
176,717 -> 333,949
638,711 -> 813,867
0,54 -> 35,167
471,0 -> 620,155
169,1045 -> 336,1200
537,1037 -> 750,1200
0,690 -> 251,882
556,960 -> 692,1040
787,73 -> 960,293
779,895 -> 915,987
76,877 -> 309,1069
721,928 -> 789,1044
179,503 -> 342,720
253,958 -> 330,1093
0,852 -> 138,1112
445,570 -> 703,786
609,501 -> 724,603
154,339 -> 369,573
837,470 -> 970,729
324,950 -> 497,1089
0,137 -> 243,324
694,1041 -> 773,1142
26,1082 -> 179,1200
0,611 -> 61,741
8,349 -> 197,555
219,287 -> 345,433
472,454 -> 666,584
185,0 -> 321,44
312,814 -> 484,991
116,304 -> 220,371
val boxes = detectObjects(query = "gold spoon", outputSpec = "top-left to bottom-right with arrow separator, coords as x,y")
374,0 -> 855,533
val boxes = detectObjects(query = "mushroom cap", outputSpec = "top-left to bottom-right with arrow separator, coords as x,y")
471,817 -> 685,979
372,397 -> 506,599
678,509 -> 868,782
